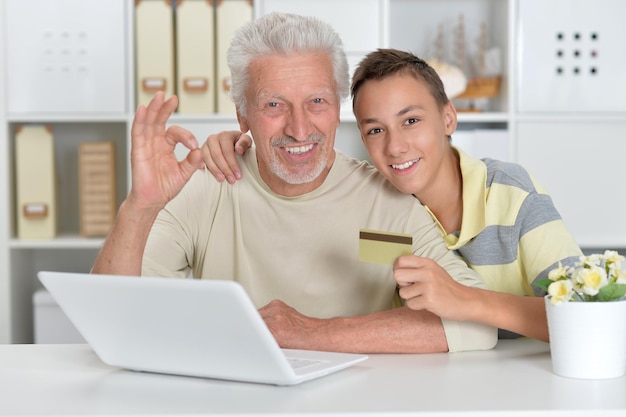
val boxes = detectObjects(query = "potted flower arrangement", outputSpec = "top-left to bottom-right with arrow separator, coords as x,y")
536,250 -> 626,304
536,251 -> 626,379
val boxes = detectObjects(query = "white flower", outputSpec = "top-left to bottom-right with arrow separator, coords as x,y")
603,250 -> 624,266
608,261 -> 622,280
580,254 -> 602,268
548,262 -> 571,281
541,251 -> 626,303
548,279 -> 574,305
574,266 -> 608,296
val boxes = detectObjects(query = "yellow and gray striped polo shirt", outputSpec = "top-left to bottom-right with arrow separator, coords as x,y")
427,147 -> 582,298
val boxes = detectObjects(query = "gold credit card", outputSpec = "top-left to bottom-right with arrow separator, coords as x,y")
358,229 -> 413,265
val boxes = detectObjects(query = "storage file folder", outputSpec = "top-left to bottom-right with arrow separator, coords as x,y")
216,0 -> 253,114
78,142 -> 116,237
176,0 -> 215,114
135,0 -> 175,107
15,125 -> 57,239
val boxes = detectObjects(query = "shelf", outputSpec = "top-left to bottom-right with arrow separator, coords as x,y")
10,235 -> 105,250
7,114 -> 129,123
341,111 -> 510,125
457,112 -> 509,123
515,113 -> 626,123
169,114 -> 239,124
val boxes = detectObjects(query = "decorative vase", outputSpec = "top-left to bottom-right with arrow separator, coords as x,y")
545,296 -> 626,379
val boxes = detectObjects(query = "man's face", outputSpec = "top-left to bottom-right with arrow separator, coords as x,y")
238,52 -> 340,196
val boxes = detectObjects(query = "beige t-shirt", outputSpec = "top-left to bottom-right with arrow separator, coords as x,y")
143,150 -> 495,352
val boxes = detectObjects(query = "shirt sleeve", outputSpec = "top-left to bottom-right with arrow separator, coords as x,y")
142,207 -> 194,278
516,186 -> 583,294
141,173 -> 209,278
442,319 -> 498,352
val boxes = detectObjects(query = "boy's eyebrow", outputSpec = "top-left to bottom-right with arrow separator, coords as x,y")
359,105 -> 426,126
397,105 -> 425,117
358,117 -> 379,126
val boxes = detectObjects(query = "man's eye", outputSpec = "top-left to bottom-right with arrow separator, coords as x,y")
268,102 -> 279,108
313,98 -> 324,104
405,117 -> 419,125
366,127 -> 383,135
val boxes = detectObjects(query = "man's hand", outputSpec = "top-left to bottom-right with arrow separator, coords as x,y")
128,92 -> 205,211
394,255 -> 476,322
259,299 -> 325,350
201,130 -> 253,184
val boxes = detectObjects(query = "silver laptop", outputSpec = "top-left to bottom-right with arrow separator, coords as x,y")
37,271 -> 368,386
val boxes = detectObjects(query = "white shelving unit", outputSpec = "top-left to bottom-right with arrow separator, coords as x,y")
1,0 -> 624,344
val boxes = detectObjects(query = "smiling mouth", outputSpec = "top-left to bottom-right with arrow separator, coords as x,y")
284,144 -> 315,155
391,159 -> 419,170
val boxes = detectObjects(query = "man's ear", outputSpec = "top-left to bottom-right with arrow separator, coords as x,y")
443,102 -> 458,136
236,112 -> 250,134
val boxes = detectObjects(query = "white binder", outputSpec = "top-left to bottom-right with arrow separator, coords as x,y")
135,0 -> 175,107
15,125 -> 57,239
216,0 -> 253,114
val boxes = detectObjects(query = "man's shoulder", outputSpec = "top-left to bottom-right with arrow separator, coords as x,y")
333,151 -> 420,204
334,151 -> 384,181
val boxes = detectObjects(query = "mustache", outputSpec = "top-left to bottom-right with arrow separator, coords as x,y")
271,134 -> 325,147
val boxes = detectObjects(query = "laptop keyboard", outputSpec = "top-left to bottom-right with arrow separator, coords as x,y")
287,357 -> 326,370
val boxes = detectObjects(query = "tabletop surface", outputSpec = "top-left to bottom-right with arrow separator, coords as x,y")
1,339 -> 626,416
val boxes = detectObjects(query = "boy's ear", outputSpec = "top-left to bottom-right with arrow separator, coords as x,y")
443,102 -> 458,135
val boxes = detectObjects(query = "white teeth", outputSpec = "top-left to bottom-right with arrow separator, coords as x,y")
391,159 -> 418,170
285,144 -> 314,154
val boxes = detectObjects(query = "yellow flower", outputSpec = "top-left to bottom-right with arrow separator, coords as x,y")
616,269 -> 626,285
548,279 -> 573,305
575,266 -> 608,296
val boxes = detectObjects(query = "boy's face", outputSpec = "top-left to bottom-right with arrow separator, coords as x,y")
237,52 -> 340,197
353,73 -> 457,196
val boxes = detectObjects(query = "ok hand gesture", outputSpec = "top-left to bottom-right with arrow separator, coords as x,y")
128,92 -> 205,211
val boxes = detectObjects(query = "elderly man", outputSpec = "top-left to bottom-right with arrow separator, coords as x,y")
92,12 -> 496,353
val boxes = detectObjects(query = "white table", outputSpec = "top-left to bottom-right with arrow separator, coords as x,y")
1,339 -> 625,416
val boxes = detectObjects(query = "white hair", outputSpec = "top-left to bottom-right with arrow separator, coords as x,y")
227,12 -> 349,116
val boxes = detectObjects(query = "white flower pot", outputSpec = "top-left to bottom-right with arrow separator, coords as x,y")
545,296 -> 626,379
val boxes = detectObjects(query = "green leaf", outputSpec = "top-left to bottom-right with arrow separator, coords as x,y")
597,284 -> 626,302
534,277 -> 553,292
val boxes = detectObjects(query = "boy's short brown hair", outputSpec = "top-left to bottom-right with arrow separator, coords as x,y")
351,49 -> 449,111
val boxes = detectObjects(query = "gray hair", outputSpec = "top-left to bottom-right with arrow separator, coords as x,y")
227,12 -> 349,116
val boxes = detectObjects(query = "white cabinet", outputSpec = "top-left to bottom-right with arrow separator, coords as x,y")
0,0 -> 624,344
515,120 -> 626,248
513,0 -> 626,251
0,0 -> 133,344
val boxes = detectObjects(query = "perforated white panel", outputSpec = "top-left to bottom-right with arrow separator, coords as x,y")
517,0 -> 626,113
5,0 -> 127,114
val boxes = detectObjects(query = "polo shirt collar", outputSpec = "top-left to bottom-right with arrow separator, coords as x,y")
444,146 -> 487,250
